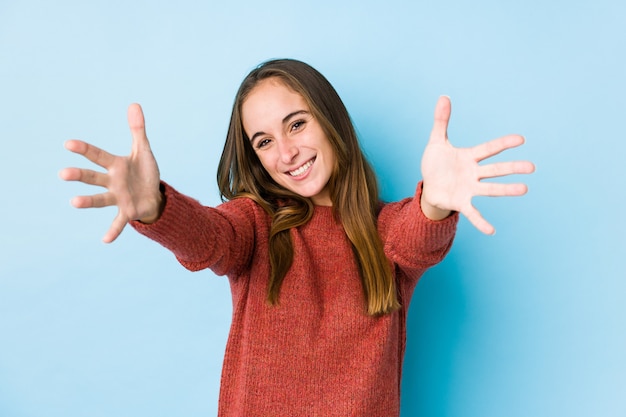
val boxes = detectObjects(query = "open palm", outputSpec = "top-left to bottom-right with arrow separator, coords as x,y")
420,96 -> 535,234
60,104 -> 162,243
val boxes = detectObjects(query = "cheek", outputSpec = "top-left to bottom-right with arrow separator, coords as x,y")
255,152 -> 277,175
323,142 -> 338,170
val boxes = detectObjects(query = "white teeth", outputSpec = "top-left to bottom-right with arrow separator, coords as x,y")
289,159 -> 314,177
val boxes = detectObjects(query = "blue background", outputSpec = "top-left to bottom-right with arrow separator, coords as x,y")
1,0 -> 625,416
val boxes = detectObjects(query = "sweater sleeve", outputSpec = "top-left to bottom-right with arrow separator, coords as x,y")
130,182 -> 258,277
378,181 -> 458,281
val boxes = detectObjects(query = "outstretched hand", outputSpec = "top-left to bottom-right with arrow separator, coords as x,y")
420,96 -> 535,235
60,104 -> 163,243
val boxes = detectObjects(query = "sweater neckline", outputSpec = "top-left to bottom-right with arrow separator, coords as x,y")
306,205 -> 341,229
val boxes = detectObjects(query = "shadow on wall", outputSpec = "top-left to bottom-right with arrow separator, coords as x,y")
401,249 -> 467,415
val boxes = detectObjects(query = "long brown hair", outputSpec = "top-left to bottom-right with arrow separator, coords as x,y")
217,59 -> 400,315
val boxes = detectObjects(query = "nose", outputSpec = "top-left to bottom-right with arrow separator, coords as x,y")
277,137 -> 298,164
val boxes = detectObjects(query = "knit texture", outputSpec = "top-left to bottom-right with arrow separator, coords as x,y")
132,181 -> 458,416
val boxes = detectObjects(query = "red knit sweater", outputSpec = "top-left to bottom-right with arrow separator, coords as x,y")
132,181 -> 457,416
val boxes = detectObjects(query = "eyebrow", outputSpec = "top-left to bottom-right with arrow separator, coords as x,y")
249,110 -> 309,142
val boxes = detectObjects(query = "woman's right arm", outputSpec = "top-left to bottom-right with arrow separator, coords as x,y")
129,183 -> 257,275
61,104 -> 256,275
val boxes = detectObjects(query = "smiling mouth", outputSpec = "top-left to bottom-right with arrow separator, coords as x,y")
288,158 -> 315,177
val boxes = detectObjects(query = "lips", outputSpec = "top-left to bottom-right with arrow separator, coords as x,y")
288,157 -> 315,177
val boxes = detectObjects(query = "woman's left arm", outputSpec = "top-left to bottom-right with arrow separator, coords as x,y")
420,96 -> 535,235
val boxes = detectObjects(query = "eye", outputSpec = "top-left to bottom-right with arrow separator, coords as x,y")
291,120 -> 306,131
256,138 -> 271,149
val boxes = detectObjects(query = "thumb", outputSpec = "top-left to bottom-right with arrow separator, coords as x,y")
429,95 -> 451,144
127,103 -> 150,153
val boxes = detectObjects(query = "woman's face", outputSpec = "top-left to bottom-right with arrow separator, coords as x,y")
241,78 -> 336,206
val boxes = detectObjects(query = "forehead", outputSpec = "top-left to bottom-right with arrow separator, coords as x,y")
242,78 -> 309,126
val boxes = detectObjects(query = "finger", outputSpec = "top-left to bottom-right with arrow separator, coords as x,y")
428,96 -> 451,144
476,182 -> 529,197
64,139 -> 117,169
102,211 -> 128,244
70,192 -> 116,209
127,103 -> 150,154
462,204 -> 496,235
478,160 -> 536,179
471,135 -> 525,162
59,167 -> 109,187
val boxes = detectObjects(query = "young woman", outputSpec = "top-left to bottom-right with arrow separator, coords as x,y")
61,59 -> 534,416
